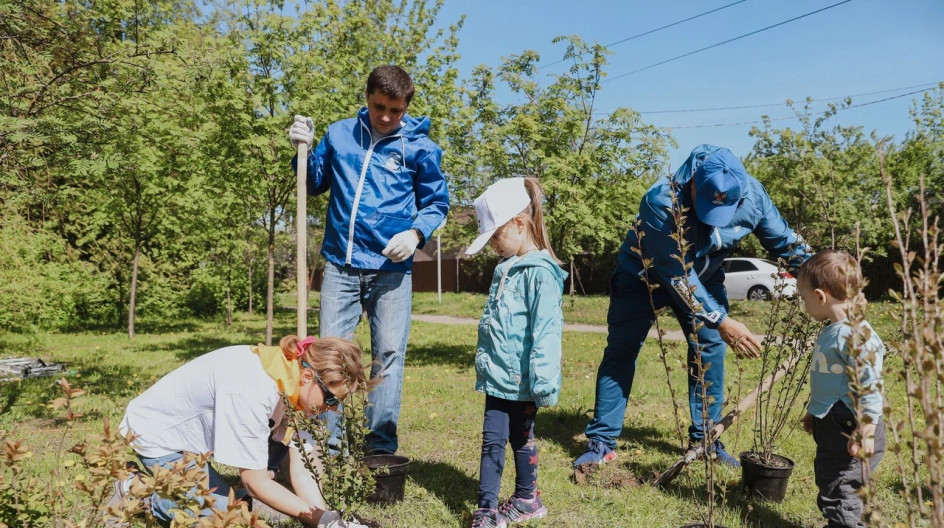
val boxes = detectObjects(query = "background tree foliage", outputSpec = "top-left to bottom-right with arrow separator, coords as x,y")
448,36 -> 673,292
746,86 -> 944,296
1,0 -> 942,335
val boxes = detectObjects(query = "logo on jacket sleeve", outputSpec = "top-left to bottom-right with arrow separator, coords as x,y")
385,153 -> 402,171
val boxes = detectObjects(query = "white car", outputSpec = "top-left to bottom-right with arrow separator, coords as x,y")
722,257 -> 797,301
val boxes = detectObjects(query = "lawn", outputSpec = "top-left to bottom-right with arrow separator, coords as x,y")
413,291 -> 902,338
0,294 -> 909,527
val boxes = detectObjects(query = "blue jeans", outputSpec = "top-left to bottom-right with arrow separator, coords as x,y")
319,260 -> 412,454
137,452 -> 246,525
477,396 -> 538,509
585,267 -> 729,447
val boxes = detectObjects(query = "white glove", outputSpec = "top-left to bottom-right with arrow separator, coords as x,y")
317,510 -> 368,528
289,114 -> 314,149
382,229 -> 420,263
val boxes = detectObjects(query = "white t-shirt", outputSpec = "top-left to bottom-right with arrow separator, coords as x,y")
119,345 -> 281,471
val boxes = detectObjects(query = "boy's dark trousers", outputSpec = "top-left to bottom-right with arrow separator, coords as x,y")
812,401 -> 886,528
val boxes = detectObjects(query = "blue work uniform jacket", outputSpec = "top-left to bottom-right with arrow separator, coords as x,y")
292,107 -> 450,272
617,144 -> 811,328
475,250 -> 567,408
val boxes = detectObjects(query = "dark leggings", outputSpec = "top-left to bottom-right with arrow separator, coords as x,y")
477,395 -> 538,509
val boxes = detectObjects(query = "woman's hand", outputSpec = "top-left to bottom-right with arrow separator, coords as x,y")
317,511 -> 369,528
240,467 -> 327,527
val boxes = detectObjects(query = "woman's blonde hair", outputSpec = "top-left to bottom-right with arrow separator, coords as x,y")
278,335 -> 376,401
507,177 -> 561,264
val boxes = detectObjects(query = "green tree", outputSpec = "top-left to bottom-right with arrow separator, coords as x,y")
746,101 -> 886,254
0,0 -> 181,218
450,36 -> 673,284
201,0 -> 463,343
890,83 -> 944,217
1,0 -> 206,335
71,10 -> 208,338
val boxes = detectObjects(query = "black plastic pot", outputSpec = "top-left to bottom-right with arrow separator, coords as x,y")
739,451 -> 795,502
362,454 -> 410,505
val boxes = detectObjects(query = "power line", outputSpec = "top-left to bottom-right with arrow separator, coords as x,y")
659,86 -> 935,129
593,81 -> 941,115
540,0 -> 748,70
846,87 -> 934,109
664,115 -> 795,130
603,0 -> 854,83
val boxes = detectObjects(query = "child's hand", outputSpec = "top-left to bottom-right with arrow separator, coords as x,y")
800,413 -> 813,434
847,423 -> 877,457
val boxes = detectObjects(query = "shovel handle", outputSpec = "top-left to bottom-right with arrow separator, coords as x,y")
296,142 -> 308,338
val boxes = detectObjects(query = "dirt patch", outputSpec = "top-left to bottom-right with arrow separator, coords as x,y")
357,517 -> 381,528
740,451 -> 793,469
603,471 -> 641,489
571,462 -> 598,485
571,462 -> 641,489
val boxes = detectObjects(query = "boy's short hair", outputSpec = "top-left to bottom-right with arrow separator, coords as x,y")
798,249 -> 862,300
366,65 -> 415,104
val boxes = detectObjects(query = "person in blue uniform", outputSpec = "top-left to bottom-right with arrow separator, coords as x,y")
574,145 -> 811,468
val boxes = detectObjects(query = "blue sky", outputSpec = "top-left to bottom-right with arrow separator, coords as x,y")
435,0 -> 944,164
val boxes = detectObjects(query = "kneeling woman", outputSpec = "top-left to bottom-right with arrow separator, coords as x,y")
119,335 -> 371,528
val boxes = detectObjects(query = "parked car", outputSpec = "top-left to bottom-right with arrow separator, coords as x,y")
722,257 -> 797,301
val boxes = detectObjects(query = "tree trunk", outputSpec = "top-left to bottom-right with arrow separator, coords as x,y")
247,253 -> 253,315
115,269 -> 125,327
226,265 -> 233,327
128,243 -> 140,339
266,219 -> 276,345
569,257 -> 575,308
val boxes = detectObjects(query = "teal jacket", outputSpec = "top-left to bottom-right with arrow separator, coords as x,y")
475,250 -> 567,407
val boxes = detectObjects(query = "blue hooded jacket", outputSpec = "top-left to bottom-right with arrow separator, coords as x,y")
292,107 -> 450,272
617,144 -> 811,328
475,250 -> 568,407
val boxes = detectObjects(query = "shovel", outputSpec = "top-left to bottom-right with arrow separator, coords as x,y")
655,351 -> 804,488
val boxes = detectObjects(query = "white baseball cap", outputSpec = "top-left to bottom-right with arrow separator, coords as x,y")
465,178 -> 531,255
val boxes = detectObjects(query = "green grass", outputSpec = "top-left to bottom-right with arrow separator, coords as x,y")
412,292 -> 902,338
0,296 -> 910,527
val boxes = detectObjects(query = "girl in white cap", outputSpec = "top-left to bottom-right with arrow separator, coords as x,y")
465,178 -> 567,528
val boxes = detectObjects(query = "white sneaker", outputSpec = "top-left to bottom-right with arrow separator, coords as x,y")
103,478 -> 132,528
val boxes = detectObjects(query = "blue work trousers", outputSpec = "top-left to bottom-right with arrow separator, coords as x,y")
585,267 -> 729,447
318,260 -> 412,454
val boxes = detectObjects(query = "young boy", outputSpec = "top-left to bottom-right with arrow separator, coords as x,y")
798,250 -> 886,528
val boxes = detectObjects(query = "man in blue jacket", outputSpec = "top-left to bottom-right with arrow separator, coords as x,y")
574,145 -> 810,468
289,65 -> 449,455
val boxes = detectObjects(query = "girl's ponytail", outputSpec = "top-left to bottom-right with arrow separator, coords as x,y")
523,178 -> 562,264
279,334 -> 301,361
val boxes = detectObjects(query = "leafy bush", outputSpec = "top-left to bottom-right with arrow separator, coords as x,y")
283,389 -> 377,522
1,379 -> 267,528
0,214 -> 114,332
